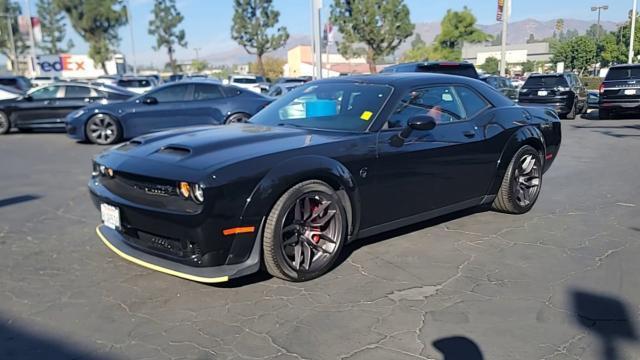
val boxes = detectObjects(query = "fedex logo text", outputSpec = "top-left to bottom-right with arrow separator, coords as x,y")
37,55 -> 86,73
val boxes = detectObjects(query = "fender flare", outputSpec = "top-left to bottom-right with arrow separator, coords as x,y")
240,155 -> 361,237
486,126 -> 546,197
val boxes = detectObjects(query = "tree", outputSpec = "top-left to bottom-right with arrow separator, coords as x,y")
429,7 -> 490,61
148,0 -> 187,74
231,0 -> 289,77
411,33 -> 425,48
249,56 -> 285,81
551,35 -> 596,75
330,0 -> 414,73
522,60 -> 536,73
190,59 -> 208,73
586,23 -> 605,39
36,0 -> 72,54
401,43 -> 429,62
55,0 -> 127,72
479,56 -> 499,74
0,0 -> 27,70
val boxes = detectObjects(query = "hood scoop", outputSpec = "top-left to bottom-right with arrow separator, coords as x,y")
154,145 -> 192,157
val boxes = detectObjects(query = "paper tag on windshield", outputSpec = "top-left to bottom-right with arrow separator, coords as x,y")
360,111 -> 373,121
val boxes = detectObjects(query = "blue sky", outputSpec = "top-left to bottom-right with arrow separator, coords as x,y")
22,0 -> 635,67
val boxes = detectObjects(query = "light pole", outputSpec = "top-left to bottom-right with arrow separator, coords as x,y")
591,5 -> 608,75
194,47 -> 201,60
126,0 -> 137,75
0,13 -> 17,73
630,0 -> 637,63
499,0 -> 511,77
24,0 -> 38,77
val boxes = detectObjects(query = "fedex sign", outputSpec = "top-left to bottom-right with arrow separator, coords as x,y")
37,54 -> 85,72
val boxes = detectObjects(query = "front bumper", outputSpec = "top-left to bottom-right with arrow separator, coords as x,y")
96,224 -> 261,283
599,99 -> 640,113
65,117 -> 87,141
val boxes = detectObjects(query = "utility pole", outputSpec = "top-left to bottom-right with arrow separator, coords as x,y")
0,14 -> 17,73
194,47 -> 201,60
311,0 -> 323,79
126,0 -> 137,75
24,0 -> 38,77
499,0 -> 510,76
630,0 -> 637,64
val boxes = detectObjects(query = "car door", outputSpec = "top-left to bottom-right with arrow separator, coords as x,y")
571,74 -> 587,111
11,85 -> 64,127
183,83 -> 228,126
370,85 -> 499,228
57,85 -> 101,118
122,83 -> 190,137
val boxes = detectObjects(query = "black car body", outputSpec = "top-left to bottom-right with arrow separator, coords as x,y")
480,75 -> 518,101
0,82 -> 135,134
66,80 -> 272,144
380,61 -> 479,79
90,74 -> 561,283
518,73 -> 588,119
598,64 -> 640,119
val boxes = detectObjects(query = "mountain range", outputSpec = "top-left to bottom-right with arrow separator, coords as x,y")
202,18 -> 620,65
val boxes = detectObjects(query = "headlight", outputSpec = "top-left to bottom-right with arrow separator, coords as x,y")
179,182 -> 191,198
92,162 -> 100,177
192,184 -> 205,203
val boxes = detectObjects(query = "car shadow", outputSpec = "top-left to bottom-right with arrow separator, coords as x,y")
432,336 -> 484,360
572,289 -> 638,360
581,109 -> 640,121
0,195 -> 41,208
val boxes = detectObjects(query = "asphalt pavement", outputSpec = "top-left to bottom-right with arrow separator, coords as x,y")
1,112 -> 639,360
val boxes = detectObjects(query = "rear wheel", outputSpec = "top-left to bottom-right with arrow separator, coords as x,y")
263,180 -> 347,281
225,112 -> 250,124
86,114 -> 122,145
565,101 -> 576,120
492,145 -> 543,214
0,111 -> 10,134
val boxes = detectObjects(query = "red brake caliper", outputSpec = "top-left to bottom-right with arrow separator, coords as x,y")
310,203 -> 321,244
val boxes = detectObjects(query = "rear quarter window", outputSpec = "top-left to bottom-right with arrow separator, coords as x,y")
523,76 -> 568,88
605,67 -> 640,81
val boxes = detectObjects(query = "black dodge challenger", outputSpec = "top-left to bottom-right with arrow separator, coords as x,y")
89,73 -> 561,282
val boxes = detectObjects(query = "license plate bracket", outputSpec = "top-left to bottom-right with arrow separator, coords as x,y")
101,203 -> 121,230
624,89 -> 636,95
537,90 -> 548,96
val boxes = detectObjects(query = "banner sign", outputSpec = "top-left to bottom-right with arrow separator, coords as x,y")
497,0 -> 504,21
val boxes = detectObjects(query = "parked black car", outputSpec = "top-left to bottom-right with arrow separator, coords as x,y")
66,80 -> 272,145
518,73 -> 587,119
0,82 -> 135,134
0,75 -> 32,92
90,73 -> 561,283
480,75 -> 518,101
380,61 -> 479,79
598,63 -> 640,119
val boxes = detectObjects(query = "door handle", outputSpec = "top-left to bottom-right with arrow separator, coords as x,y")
463,130 -> 476,138
44,100 -> 53,105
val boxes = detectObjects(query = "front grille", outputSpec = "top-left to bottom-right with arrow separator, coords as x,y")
123,228 -> 203,265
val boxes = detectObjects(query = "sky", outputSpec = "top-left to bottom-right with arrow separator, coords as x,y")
16,0 -> 636,67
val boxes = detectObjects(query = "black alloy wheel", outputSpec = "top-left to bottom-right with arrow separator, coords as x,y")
0,111 -> 10,134
492,145 -> 542,214
263,180 -> 347,281
86,114 -> 121,145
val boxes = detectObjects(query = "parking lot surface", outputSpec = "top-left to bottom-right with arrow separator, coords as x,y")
1,113 -> 639,360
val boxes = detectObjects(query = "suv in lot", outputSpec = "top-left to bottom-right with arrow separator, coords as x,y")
518,73 -> 587,119
380,61 -> 479,79
599,64 -> 640,119
480,75 -> 518,101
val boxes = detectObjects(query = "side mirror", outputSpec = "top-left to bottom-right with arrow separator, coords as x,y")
142,96 -> 158,105
391,115 -> 437,147
23,94 -> 33,101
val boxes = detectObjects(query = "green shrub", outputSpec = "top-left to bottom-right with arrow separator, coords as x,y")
580,76 -> 602,90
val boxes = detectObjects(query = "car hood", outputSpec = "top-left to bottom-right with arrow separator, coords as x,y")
104,123 -> 355,172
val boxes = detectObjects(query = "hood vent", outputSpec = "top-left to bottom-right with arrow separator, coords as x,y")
156,145 -> 192,157
117,140 -> 142,152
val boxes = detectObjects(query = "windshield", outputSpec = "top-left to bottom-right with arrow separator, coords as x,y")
250,82 -> 393,131
605,66 -> 640,81
118,79 -> 151,88
233,77 -> 258,84
523,76 -> 568,88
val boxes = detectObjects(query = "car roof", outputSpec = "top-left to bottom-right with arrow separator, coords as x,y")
609,63 -> 640,68
317,72 -> 482,87
46,81 -> 136,95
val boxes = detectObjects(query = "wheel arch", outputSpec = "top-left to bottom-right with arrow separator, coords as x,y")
486,126 -> 546,197
240,155 -> 360,238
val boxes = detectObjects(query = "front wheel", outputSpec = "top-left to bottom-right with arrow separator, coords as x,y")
86,114 -> 122,145
225,112 -> 250,124
263,180 -> 347,281
492,145 -> 543,214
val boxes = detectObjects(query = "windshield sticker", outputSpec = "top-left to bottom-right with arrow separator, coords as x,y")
360,111 -> 373,121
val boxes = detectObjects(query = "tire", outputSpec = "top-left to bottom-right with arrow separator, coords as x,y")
492,145 -> 543,214
598,109 -> 611,120
263,180 -> 347,281
565,101 -> 576,120
0,111 -> 10,134
85,114 -> 122,145
225,112 -> 250,124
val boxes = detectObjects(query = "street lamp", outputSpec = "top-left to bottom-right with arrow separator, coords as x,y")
591,5 -> 609,41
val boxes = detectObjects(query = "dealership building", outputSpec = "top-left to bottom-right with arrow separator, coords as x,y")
283,45 -> 380,77
461,42 -> 552,70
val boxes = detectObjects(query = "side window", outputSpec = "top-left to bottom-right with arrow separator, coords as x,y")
149,85 -> 189,102
192,84 -> 224,100
387,86 -> 465,128
455,86 -> 489,118
565,75 -> 574,87
572,74 -> 582,87
29,86 -> 62,99
269,86 -> 283,97
65,85 -> 92,98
